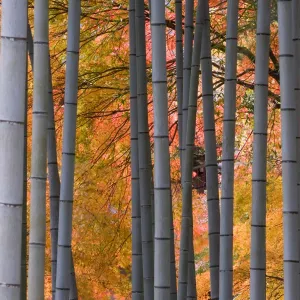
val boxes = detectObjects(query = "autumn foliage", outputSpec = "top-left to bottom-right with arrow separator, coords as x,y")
25,0 -> 284,298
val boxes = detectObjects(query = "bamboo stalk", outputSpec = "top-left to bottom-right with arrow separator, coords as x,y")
28,0 -> 49,298
55,1 -> 81,299
20,28 -> 29,300
175,0 -> 184,172
219,1 -> 239,298
200,1 -> 220,298
277,0 -> 299,298
129,0 -> 144,298
178,1 -> 204,298
250,1 -> 271,299
151,0 -> 172,298
135,0 -> 154,298
0,1 -> 27,299
292,0 -> 300,296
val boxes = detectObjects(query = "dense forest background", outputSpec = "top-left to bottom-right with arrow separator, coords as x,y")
25,0 -> 283,298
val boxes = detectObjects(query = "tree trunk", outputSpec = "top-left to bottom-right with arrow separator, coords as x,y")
200,1 -> 220,298
135,0 -> 154,298
219,1 -> 239,299
55,1 -> 81,299
151,1 -> 172,298
250,1 -> 270,299
129,0 -> 144,298
277,0 -> 299,299
0,2 -> 27,299
28,0 -> 49,298
178,1 -> 204,298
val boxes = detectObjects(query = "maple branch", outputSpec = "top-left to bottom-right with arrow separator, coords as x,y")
266,274 -> 284,282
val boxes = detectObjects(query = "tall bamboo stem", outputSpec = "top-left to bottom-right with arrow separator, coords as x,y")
129,0 -> 144,298
47,55 -> 61,300
292,0 -> 300,296
20,31 -> 29,300
178,1 -> 204,298
175,0 -> 184,171
200,1 -> 220,298
182,0 -> 194,155
28,0 -> 49,298
151,1 -> 172,298
250,1 -> 271,299
277,0 -> 299,298
55,1 -> 81,299
219,1 -> 239,298
0,1 -> 27,299
135,0 -> 154,298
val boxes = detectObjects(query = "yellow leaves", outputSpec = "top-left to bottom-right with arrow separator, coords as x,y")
193,170 -> 284,298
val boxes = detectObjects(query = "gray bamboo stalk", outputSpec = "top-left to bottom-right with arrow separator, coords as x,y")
182,0 -> 194,159
151,1 -> 172,298
169,1 -> 177,284
28,0 -> 49,298
187,6 -> 206,300
187,226 -> 197,299
55,0 -> 81,299
135,0 -> 154,298
27,24 -> 78,299
250,1 -> 271,299
178,1 -> 204,298
293,0 -> 300,296
48,64 -> 78,300
200,1 -> 220,297
146,0 -> 156,260
48,62 -> 78,300
170,192 -> 177,300
173,7 -> 183,287
129,0 -> 144,298
277,0 -> 299,299
48,65 -> 78,300
0,1 -> 27,299
175,0 -> 184,170
47,54 -> 60,300
181,0 -> 196,295
219,1 -> 239,299
20,38 -> 29,300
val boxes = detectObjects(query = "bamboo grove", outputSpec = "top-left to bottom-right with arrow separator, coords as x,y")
0,0 -> 299,299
